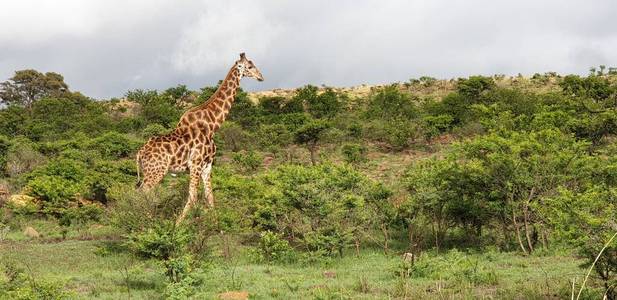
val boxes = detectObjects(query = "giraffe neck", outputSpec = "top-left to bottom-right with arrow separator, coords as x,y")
197,66 -> 242,131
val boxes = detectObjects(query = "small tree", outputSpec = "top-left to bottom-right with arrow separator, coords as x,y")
294,119 -> 330,165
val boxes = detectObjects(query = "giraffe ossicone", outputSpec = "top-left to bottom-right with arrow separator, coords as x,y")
136,53 -> 264,223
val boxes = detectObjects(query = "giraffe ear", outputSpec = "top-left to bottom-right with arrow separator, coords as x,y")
239,52 -> 246,59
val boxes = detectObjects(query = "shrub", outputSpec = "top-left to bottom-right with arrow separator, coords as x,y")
251,163 -> 390,257
422,114 -> 454,139
254,123 -> 293,153
457,76 -> 495,98
86,131 -> 141,159
142,123 -> 169,138
218,122 -> 251,152
294,119 -> 331,165
365,85 -> 418,120
560,74 -> 614,101
128,220 -> 191,260
109,184 -> 187,233
341,143 -> 367,164
232,150 -> 262,173
27,175 -> 82,215
0,261 -> 73,299
250,231 -> 296,263
4,137 -> 44,178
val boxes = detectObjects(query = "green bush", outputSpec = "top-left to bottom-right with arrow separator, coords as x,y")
4,136 -> 45,178
422,114 -> 454,139
27,175 -> 82,215
456,76 -> 495,98
341,143 -> 367,164
0,261 -> 73,299
232,150 -> 263,173
560,74 -> 614,101
365,85 -> 418,120
128,220 -> 191,260
254,123 -> 293,152
86,131 -> 141,159
250,231 -> 296,263
218,122 -> 251,152
142,123 -> 169,138
250,163 -> 390,257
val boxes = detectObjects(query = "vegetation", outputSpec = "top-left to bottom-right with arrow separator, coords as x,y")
1,68 -> 617,299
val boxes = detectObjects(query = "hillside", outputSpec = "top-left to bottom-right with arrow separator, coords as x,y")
1,69 -> 617,299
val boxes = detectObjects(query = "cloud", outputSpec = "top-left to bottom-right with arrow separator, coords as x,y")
171,1 -> 282,75
0,0 -> 616,98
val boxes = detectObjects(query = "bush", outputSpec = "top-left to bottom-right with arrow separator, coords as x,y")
250,231 -> 296,263
142,123 -> 169,138
560,74 -> 614,101
27,175 -> 82,215
4,136 -> 44,178
422,114 -> 454,139
250,163 -> 390,257
109,184 -> 187,233
128,221 -> 191,260
218,122 -> 251,152
0,261 -> 73,299
232,150 -> 262,173
86,131 -> 141,159
341,143 -> 367,164
365,85 -> 418,120
456,76 -> 495,98
254,123 -> 293,153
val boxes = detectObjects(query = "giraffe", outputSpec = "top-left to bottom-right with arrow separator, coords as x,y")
136,53 -> 264,223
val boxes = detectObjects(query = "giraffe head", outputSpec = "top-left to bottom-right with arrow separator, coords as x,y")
236,53 -> 264,81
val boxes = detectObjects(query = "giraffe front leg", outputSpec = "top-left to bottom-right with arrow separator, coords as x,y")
201,162 -> 214,208
177,165 -> 202,224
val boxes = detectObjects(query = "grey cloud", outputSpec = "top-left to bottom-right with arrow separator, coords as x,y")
1,0 -> 616,99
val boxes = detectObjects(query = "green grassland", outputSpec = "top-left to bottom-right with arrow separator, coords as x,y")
0,222 -> 584,299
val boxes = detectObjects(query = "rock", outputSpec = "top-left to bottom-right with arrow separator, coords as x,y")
7,194 -> 37,208
218,291 -> 249,300
323,271 -> 337,278
23,226 -> 40,238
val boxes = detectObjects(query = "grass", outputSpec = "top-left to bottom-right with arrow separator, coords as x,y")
0,221 -> 586,299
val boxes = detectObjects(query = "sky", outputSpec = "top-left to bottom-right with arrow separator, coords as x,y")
0,0 -> 616,99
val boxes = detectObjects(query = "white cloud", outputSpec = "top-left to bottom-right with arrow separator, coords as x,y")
171,0 -> 282,74
0,0 -> 94,45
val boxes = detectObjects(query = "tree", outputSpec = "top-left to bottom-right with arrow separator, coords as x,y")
305,87 -> 342,119
0,70 -> 69,108
456,76 -> 495,98
294,119 -> 330,165
365,84 -> 418,120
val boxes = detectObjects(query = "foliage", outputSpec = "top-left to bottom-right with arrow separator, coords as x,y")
0,69 -> 70,108
544,186 -> 617,297
250,231 -> 296,263
141,123 -> 169,138
365,84 -> 418,120
294,119 -> 331,165
341,143 -> 367,164
231,150 -> 262,173
218,122 -> 251,152
0,261 -> 73,299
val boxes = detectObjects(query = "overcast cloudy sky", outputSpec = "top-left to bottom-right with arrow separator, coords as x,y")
1,0 -> 616,99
